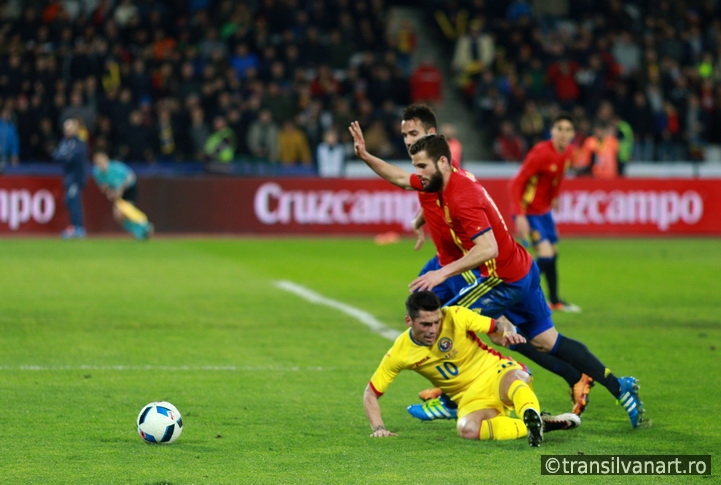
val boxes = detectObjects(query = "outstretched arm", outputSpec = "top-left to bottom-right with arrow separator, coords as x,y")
363,384 -> 398,437
412,209 -> 426,251
349,121 -> 414,190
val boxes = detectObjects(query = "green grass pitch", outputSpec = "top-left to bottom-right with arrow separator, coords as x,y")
0,237 -> 718,484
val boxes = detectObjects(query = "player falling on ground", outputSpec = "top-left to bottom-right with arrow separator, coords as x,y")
349,125 -> 648,429
363,291 -> 580,446
92,151 -> 153,240
508,114 -> 581,313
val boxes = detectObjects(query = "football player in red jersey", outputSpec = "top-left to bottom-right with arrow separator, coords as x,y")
509,114 -> 581,313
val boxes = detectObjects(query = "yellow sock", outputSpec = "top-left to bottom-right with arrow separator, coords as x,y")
115,199 -> 148,224
479,416 -> 526,440
507,380 -> 540,417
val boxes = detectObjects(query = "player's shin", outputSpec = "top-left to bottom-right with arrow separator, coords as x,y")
507,379 -> 540,417
551,335 -> 621,396
512,342 -> 581,387
478,416 -> 525,440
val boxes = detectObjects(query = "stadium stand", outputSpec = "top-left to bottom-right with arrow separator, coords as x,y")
0,0 -> 720,175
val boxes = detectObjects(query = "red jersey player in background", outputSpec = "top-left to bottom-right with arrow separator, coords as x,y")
508,114 -> 581,313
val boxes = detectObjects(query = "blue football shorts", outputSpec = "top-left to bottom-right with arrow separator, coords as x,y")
526,212 -> 559,245
445,260 -> 554,340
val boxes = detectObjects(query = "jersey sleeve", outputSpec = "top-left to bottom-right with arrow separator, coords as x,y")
368,347 -> 405,396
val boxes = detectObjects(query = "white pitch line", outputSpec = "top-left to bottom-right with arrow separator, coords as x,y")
0,365 -> 331,372
274,280 -> 401,341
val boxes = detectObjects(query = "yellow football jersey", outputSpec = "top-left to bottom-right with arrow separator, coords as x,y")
369,306 -> 513,403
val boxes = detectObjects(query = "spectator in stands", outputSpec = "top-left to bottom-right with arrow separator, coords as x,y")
451,18 -> 495,99
546,57 -> 581,111
390,18 -> 417,77
410,57 -> 443,105
0,106 -> 20,171
364,120 -> 395,159
113,0 -> 138,27
658,101 -> 683,161
278,118 -> 313,168
188,107 -> 210,162
247,108 -> 280,164
60,91 -> 95,135
204,115 -> 237,165
316,128 -> 346,177
615,114 -> 634,176
626,91 -> 656,162
230,42 -> 260,81
263,81 -> 297,128
611,31 -> 642,79
155,108 -> 177,162
326,29 -> 356,71
440,122 -> 464,167
119,110 -> 154,163
493,120 -> 527,162
519,100 -> 546,148
576,122 -> 620,179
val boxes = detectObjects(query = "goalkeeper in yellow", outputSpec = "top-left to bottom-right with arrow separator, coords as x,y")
92,151 -> 153,240
363,291 -> 580,446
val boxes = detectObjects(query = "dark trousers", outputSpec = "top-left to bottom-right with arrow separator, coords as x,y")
64,181 -> 85,227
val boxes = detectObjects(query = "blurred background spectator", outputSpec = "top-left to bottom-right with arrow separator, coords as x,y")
0,106 -> 20,171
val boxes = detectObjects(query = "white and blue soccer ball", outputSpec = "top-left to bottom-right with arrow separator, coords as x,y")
136,401 -> 183,444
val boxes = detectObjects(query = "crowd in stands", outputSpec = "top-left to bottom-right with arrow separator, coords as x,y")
0,0 -> 415,174
425,0 -> 721,164
1,0 -> 721,173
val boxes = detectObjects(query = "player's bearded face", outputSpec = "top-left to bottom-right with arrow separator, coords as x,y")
423,163 -> 444,192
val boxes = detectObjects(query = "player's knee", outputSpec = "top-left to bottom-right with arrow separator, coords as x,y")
504,369 -> 531,385
530,329 -> 559,352
456,417 -> 481,440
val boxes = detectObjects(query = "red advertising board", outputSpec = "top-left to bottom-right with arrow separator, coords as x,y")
1,176 -> 720,236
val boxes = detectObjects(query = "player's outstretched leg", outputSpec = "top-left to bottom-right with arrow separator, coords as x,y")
570,374 -> 594,416
617,377 -> 649,428
512,342 -> 595,415
541,412 -> 581,432
407,394 -> 457,421
550,334 -> 647,427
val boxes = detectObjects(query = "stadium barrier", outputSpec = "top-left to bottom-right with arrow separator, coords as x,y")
1,176 -> 720,236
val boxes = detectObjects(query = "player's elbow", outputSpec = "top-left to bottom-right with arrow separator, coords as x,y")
363,383 -> 378,402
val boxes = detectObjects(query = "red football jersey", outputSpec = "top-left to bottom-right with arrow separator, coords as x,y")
508,140 -> 572,216
412,170 -> 532,282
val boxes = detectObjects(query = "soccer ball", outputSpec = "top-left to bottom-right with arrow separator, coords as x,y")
136,401 -> 183,444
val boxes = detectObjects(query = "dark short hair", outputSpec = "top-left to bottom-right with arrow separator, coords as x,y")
406,291 -> 441,319
408,133 -> 451,164
552,113 -> 574,128
402,104 -> 438,132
